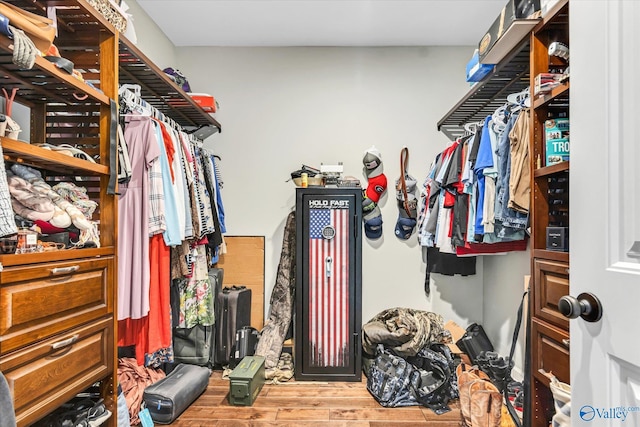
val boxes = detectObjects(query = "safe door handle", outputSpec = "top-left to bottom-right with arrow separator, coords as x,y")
325,256 -> 333,278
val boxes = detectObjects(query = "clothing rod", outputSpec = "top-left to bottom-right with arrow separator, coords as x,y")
118,85 -> 204,145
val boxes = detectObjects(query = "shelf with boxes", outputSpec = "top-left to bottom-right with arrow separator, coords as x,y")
118,35 -> 222,134
437,40 -> 531,140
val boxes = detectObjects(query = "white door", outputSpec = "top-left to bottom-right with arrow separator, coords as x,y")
570,1 -> 640,425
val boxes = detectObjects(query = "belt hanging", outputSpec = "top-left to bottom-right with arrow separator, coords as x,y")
107,99 -> 118,195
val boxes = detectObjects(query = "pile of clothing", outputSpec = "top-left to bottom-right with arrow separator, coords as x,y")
362,308 -> 458,414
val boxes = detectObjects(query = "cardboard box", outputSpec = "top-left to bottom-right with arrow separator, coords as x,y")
444,320 -> 472,366
478,0 -> 541,64
545,118 -> 570,165
534,73 -> 563,95
466,49 -> 495,82
189,93 -> 217,113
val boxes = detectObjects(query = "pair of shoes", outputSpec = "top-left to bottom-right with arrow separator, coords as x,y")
60,398 -> 112,427
38,143 -> 96,163
0,113 -> 21,139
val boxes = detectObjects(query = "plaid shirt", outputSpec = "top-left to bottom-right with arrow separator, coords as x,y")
147,121 -> 166,236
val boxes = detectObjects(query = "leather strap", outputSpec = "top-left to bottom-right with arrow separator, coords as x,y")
399,147 -> 412,217
503,289 -> 528,427
107,99 -> 118,195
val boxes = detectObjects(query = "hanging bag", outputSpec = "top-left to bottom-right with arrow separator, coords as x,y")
394,147 -> 418,239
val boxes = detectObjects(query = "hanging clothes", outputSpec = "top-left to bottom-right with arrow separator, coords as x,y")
175,244 -> 215,328
418,101 -> 532,276
117,86 -> 224,367
151,120 -> 182,246
118,115 -> 160,321
508,109 -> 531,213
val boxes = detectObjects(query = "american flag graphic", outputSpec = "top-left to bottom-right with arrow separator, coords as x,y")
309,206 -> 349,367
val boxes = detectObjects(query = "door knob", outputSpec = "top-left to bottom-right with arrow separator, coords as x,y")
558,292 -> 603,322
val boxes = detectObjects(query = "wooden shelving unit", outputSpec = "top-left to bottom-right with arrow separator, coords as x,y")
0,2 -> 119,426
118,36 -> 221,133
528,1 -> 571,426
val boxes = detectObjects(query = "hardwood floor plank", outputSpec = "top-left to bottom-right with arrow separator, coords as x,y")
179,407 -> 278,421
275,408 -> 330,421
264,386 -> 372,398
217,422 -> 371,427
370,422 -> 462,427
167,370 -> 462,427
330,408 -> 426,421
252,397 -> 381,409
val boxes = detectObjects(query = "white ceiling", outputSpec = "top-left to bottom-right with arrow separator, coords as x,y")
136,0 -> 507,47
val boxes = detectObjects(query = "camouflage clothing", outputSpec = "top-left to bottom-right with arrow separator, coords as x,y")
255,211 -> 296,377
366,342 -> 458,414
362,307 -> 451,357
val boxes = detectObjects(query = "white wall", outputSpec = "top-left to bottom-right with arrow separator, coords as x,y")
482,251 -> 530,380
174,46 -> 486,327
122,0 -> 176,68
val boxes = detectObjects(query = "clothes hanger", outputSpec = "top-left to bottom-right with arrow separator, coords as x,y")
463,120 -> 483,136
506,87 -> 531,111
118,84 -> 141,98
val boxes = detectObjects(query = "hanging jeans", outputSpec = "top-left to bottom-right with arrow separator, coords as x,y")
495,111 -> 528,230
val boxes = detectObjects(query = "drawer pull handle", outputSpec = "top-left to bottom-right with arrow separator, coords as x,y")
51,266 -> 80,275
562,338 -> 570,348
51,334 -> 79,350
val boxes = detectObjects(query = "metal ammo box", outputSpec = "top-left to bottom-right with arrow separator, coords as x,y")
229,355 -> 266,406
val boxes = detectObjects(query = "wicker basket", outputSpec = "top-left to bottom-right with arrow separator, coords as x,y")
86,0 -> 127,33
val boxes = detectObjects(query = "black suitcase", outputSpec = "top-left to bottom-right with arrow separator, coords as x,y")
172,268 -> 223,367
229,326 -> 260,368
215,285 -> 252,365
143,363 -> 211,424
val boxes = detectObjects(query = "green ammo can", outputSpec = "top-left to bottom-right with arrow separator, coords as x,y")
229,355 -> 266,406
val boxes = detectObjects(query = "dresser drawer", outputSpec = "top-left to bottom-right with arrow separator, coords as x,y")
533,258 -> 569,330
0,257 -> 114,355
531,318 -> 569,385
0,317 -> 113,426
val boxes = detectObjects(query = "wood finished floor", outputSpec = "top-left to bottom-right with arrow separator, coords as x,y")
169,370 -> 463,427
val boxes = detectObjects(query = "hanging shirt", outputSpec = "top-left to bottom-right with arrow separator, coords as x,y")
118,115 -> 160,320
152,122 -> 182,246
508,109 -> 531,213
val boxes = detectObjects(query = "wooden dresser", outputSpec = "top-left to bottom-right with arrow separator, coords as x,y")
0,1 -> 119,425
